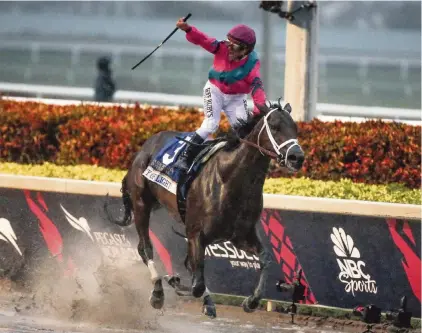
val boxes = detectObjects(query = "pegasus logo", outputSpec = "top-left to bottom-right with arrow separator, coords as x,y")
60,204 -> 140,262
331,227 -> 377,296
0,218 -> 23,256
60,204 -> 94,241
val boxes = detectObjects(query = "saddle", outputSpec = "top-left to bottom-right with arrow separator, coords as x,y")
142,132 -> 227,222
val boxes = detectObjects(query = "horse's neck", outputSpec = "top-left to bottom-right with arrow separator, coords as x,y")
239,144 -> 270,184
237,124 -> 272,182
218,137 -> 271,190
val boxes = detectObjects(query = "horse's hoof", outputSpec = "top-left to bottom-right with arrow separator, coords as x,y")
202,295 -> 217,318
149,279 -> 164,309
163,274 -> 181,288
203,304 -> 217,318
242,296 -> 259,313
192,283 -> 205,298
149,289 -> 164,309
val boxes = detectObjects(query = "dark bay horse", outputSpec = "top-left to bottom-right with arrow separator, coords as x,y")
104,100 -> 304,315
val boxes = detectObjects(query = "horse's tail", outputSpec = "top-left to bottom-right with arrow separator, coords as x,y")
104,175 -> 133,227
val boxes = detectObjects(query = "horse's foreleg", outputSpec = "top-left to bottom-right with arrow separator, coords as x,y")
236,231 -> 272,313
242,247 -> 271,312
187,232 -> 206,298
133,195 -> 164,310
201,286 -> 217,318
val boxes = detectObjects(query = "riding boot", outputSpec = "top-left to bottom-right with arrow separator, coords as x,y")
175,133 -> 204,171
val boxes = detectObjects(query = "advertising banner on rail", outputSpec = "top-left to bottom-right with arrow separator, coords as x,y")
0,188 -> 420,317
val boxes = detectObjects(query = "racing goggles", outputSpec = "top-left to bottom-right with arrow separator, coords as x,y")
225,37 -> 247,51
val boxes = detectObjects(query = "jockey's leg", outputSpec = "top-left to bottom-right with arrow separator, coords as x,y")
175,81 -> 223,170
197,81 -> 224,137
223,93 -> 249,129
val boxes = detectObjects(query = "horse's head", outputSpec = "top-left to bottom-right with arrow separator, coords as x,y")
252,98 -> 304,172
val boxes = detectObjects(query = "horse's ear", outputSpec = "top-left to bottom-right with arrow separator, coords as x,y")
275,97 -> 292,113
284,103 -> 292,114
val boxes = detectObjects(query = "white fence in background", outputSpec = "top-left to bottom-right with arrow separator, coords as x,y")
1,39 -> 420,100
0,82 -> 420,125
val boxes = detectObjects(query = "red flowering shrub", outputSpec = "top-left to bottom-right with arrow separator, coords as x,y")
0,100 -> 88,162
55,104 -> 207,168
270,119 -> 421,188
0,99 -> 419,188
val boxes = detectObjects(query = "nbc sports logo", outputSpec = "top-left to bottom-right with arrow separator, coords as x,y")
331,227 -> 377,296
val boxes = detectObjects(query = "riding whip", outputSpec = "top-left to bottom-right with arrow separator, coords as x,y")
131,13 -> 192,70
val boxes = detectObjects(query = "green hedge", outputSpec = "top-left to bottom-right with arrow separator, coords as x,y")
0,162 -> 419,205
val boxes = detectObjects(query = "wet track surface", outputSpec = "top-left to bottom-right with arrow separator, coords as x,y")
0,267 -> 396,333
0,287 -> 356,333
0,294 -> 367,333
0,309 -> 347,333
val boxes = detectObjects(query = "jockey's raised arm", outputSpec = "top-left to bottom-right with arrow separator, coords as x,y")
176,18 -> 221,54
185,26 -> 222,54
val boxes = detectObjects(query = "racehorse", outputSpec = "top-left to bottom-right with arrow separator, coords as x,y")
104,99 -> 304,316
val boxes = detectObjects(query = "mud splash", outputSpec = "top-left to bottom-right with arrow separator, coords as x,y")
5,258 -> 179,330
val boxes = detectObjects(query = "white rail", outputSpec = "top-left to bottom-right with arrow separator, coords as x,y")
0,174 -> 419,220
1,82 -> 420,124
1,39 -> 420,66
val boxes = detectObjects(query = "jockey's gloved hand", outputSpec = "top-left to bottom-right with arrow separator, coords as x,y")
254,102 -> 271,116
176,18 -> 191,32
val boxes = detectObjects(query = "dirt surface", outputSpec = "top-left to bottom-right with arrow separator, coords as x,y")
0,265 -> 418,333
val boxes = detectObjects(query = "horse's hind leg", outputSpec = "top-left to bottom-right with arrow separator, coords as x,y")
132,187 -> 164,309
233,229 -> 272,313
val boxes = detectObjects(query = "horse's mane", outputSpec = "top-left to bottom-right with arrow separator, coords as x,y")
218,108 -> 268,151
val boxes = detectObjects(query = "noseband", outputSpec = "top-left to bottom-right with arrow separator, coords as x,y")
239,108 -> 300,167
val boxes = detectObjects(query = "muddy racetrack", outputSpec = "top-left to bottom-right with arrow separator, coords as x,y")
0,257 -> 417,333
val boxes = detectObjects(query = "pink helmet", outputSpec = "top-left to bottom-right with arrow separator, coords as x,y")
227,24 -> 256,49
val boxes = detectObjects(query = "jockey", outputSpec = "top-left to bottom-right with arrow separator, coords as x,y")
174,18 -> 268,171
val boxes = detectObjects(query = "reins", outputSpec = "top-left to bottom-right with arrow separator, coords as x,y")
239,138 -> 278,159
177,135 -> 278,159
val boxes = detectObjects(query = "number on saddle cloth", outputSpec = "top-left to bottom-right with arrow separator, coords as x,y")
142,133 -> 194,195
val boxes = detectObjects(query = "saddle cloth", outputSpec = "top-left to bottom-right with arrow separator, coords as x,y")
142,132 -> 227,197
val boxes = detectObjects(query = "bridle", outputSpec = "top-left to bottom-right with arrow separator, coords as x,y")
239,108 -> 301,167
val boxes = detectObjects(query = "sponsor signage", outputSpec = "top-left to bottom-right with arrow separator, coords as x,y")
331,227 -> 377,296
0,188 -> 420,317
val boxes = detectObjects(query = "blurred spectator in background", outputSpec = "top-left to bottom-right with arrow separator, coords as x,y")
94,56 -> 116,102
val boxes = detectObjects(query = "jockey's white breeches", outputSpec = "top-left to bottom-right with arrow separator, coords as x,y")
196,81 -> 249,140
